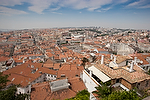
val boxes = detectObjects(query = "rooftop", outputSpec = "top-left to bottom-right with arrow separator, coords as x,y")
31,77 -> 86,100
3,62 -> 57,87
93,62 -> 150,83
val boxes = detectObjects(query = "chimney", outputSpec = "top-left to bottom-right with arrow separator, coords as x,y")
111,54 -> 113,60
134,57 -> 137,65
89,70 -> 92,77
36,68 -> 38,71
114,56 -> 116,63
129,61 -> 134,72
101,55 -> 104,64
28,82 -> 31,93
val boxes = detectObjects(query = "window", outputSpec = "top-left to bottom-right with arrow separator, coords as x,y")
126,61 -> 128,66
137,83 -> 140,89
146,80 -> 149,87
31,88 -> 35,91
116,79 -> 120,83
75,75 -> 79,77
61,74 -> 65,77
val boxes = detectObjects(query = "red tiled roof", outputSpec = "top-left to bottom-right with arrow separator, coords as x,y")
57,64 -> 84,79
3,62 -> 56,87
0,56 -> 10,62
130,54 -> 149,65
94,62 -> 150,83
31,77 -> 86,100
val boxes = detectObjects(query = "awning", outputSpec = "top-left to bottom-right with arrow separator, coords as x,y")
88,66 -> 111,83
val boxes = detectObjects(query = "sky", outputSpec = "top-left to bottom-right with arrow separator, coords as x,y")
0,0 -> 150,30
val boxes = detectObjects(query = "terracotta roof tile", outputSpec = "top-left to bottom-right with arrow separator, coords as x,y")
57,64 -> 84,79
3,62 -> 56,87
31,77 -> 86,100
94,62 -> 150,83
0,56 -> 10,62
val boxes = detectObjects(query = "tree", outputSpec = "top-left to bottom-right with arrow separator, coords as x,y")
81,57 -> 89,68
146,35 -> 149,38
93,81 -> 141,100
0,72 -> 28,100
128,31 -> 132,33
102,90 -> 141,100
66,89 -> 90,100
92,56 -> 97,62
147,69 -> 150,75
0,72 -> 10,90
0,85 -> 16,100
93,83 -> 112,98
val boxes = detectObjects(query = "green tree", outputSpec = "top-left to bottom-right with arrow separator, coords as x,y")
0,72 -> 10,89
102,90 -> 141,100
0,72 -> 28,100
93,83 -> 112,98
66,89 -> 90,100
93,81 -> 141,100
75,89 -> 90,100
92,56 -> 97,62
148,69 -> 150,75
81,57 -> 89,68
128,31 -> 132,33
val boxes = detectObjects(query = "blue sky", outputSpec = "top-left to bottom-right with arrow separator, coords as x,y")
0,0 -> 150,30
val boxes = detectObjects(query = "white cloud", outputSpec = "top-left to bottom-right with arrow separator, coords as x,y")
0,6 -> 27,15
96,7 -> 112,13
51,7 -> 60,11
0,0 -> 58,14
96,10 -> 102,12
26,0 -> 114,13
0,0 -> 25,6
139,4 -> 150,8
0,0 -> 129,14
127,1 -> 140,7
102,7 -> 112,11
127,0 -> 150,9
88,7 -> 100,11
58,0 -> 128,11
57,0 -> 113,12
52,12 -> 62,15
116,0 -> 128,4
28,0 -> 58,14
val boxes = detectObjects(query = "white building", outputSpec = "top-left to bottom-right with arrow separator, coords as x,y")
3,62 -> 57,94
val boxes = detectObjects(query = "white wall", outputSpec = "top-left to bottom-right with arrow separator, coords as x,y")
17,87 -> 26,94
118,61 -> 126,67
45,73 -> 57,81
17,73 -> 57,94
31,74 -> 45,84
17,74 -> 45,94
82,70 -> 99,93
